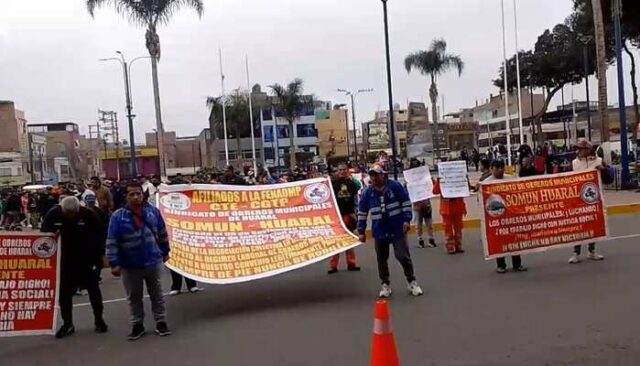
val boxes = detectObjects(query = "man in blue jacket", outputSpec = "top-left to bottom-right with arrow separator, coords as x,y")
357,166 -> 423,298
107,181 -> 171,341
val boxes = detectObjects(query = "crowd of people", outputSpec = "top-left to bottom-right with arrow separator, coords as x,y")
15,137 -> 613,340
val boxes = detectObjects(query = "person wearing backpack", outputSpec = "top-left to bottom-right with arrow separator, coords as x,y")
568,139 -> 606,264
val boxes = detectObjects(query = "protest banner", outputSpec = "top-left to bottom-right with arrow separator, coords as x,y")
403,165 -> 434,203
480,170 -> 608,259
437,161 -> 470,198
159,178 -> 361,284
0,233 -> 59,337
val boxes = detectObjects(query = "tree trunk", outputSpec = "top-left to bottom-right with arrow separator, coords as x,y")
150,55 -> 166,176
429,76 -> 439,159
623,43 -> 640,142
534,85 -> 564,146
288,120 -> 296,168
591,0 -> 610,143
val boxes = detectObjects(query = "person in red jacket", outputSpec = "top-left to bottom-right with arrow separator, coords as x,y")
433,179 -> 467,254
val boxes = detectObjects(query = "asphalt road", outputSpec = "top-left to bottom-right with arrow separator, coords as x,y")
2,215 -> 640,366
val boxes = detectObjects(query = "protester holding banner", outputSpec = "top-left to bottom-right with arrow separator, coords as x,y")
328,163 -> 361,274
568,140 -> 605,264
107,182 -> 171,340
482,160 -> 527,274
357,166 -> 423,298
434,161 -> 470,255
41,196 -> 108,338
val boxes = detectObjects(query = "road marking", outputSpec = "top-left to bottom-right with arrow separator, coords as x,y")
74,292 -> 171,308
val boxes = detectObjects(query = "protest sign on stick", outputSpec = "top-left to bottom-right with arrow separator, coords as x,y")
403,165 -> 434,203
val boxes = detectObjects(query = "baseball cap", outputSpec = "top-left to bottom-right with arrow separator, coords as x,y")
368,165 -> 386,175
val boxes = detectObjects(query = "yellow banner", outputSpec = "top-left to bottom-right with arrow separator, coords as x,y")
158,178 -> 360,284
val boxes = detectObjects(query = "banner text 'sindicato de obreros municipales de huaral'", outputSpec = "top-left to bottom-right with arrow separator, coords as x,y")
159,178 -> 361,284
0,233 -> 59,337
480,170 -> 608,259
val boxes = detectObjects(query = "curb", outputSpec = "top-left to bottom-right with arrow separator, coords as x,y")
368,203 -> 640,235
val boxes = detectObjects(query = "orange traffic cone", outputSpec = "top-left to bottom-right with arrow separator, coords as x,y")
370,300 -> 400,366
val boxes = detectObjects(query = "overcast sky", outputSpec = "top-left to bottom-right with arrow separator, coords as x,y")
0,0 -> 636,142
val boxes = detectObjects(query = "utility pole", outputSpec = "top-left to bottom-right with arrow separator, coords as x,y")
99,110 -> 122,180
27,133 -> 35,183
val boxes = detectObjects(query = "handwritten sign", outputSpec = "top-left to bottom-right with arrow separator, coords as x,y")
437,161 -> 470,198
403,166 -> 434,203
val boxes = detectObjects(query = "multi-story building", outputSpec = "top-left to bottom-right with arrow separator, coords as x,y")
316,108 -> 350,160
0,101 -> 28,154
27,122 -> 83,180
474,89 -> 544,151
362,108 -> 408,159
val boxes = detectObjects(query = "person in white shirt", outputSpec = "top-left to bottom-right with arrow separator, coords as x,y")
569,139 -> 605,264
141,176 -> 159,207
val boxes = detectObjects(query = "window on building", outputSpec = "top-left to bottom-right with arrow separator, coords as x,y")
16,167 -> 22,176
60,165 -> 70,176
277,125 -> 289,139
264,147 -> 275,160
492,110 -> 499,118
263,126 -> 274,142
0,168 -> 11,177
262,109 -> 273,121
242,150 -> 262,159
296,124 -> 316,138
397,122 -> 407,131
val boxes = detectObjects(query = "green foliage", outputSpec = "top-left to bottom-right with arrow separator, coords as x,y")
87,0 -> 203,27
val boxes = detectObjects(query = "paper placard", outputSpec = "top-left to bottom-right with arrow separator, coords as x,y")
437,161 -> 470,198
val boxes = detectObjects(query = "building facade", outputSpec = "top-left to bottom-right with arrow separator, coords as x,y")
316,108 -> 350,160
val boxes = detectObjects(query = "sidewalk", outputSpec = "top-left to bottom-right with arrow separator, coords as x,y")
425,190 -> 640,228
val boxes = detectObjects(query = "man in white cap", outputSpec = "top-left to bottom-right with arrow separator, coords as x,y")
569,139 -> 605,264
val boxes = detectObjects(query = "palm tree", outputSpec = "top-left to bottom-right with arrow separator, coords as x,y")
590,0 -> 609,144
207,90 -> 252,165
87,0 -> 204,177
269,79 -> 313,168
404,39 -> 464,158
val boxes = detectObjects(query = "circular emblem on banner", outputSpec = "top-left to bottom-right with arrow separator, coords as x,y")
32,237 -> 57,258
160,192 -> 192,211
580,183 -> 599,205
485,194 -> 507,218
304,183 -> 330,204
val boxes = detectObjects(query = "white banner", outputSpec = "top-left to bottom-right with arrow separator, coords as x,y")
403,166 -> 435,203
437,161 -> 470,198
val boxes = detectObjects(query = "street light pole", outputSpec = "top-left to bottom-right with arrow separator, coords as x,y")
338,88 -> 373,163
381,0 -> 399,180
613,0 -> 630,186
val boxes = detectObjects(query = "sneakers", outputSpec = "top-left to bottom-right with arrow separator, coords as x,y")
188,287 -> 204,293
588,252 -> 604,261
418,238 -> 426,248
168,290 -> 180,296
327,268 -> 338,274
568,254 -> 581,264
496,267 -> 507,274
94,318 -> 108,333
514,266 -> 528,272
127,323 -> 145,341
55,324 -> 75,339
427,239 -> 437,248
378,284 -> 392,298
347,265 -> 361,272
155,321 -> 172,337
407,281 -> 424,296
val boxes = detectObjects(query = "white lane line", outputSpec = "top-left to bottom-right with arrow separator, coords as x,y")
74,292 -> 171,308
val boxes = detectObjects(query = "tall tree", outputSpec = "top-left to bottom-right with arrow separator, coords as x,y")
495,25 -> 592,146
404,39 -> 463,157
269,79 -> 313,168
87,0 -> 204,176
590,0 -> 610,142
